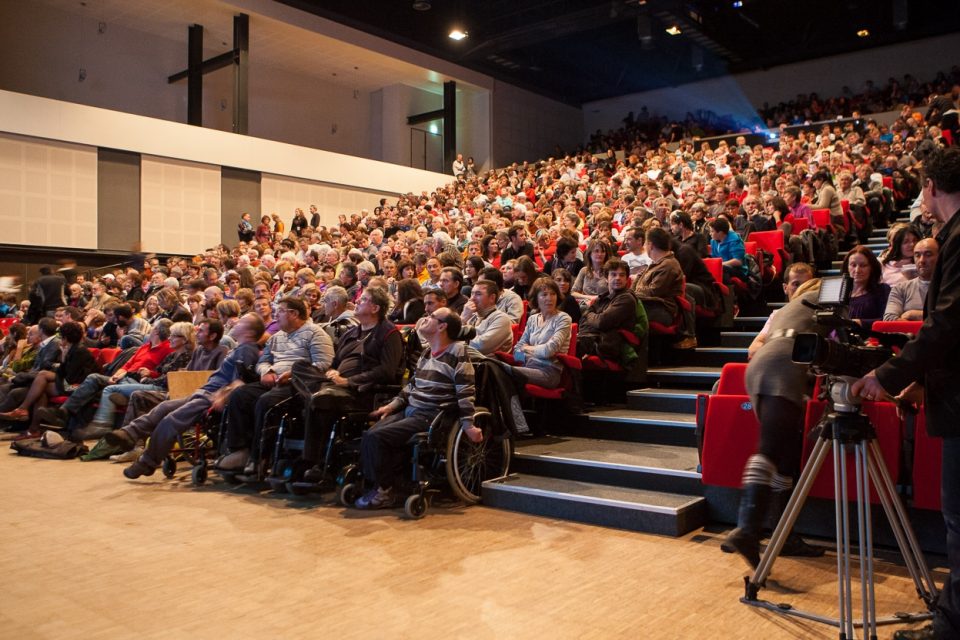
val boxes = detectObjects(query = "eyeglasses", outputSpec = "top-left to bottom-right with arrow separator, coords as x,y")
428,313 -> 447,323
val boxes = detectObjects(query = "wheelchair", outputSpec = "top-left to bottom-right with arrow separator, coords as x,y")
159,408 -> 221,485
336,397 -> 513,519
268,386 -> 399,497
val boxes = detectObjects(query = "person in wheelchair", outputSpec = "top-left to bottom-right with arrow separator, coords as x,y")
355,308 -> 482,510
218,297 -> 334,472
108,314 -> 265,479
289,286 -> 405,484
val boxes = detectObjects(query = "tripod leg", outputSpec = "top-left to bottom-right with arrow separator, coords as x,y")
837,440 -> 854,639
866,440 -> 940,605
752,437 -> 832,588
855,443 -> 878,638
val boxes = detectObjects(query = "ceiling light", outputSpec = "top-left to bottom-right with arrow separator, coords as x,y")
412,1 -> 431,10
448,29 -> 467,41
856,29 -> 870,37
665,25 -> 682,36
732,0 -> 743,7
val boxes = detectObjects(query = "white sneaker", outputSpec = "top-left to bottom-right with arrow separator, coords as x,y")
110,446 -> 143,463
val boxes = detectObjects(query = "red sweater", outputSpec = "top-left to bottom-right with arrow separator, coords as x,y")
122,340 -> 173,378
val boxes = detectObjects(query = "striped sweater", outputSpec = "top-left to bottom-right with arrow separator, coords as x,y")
396,341 -> 475,429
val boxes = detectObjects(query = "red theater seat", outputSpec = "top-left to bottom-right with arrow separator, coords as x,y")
912,410 -> 942,511
699,363 -> 760,487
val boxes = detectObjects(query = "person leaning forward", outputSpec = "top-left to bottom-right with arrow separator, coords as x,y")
218,296 -> 334,472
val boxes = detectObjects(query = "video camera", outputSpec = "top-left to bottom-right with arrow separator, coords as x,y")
791,275 -> 907,378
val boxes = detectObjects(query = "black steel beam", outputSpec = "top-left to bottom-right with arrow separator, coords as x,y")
168,49 -> 237,83
443,81 -> 456,173
187,24 -> 203,126
406,109 -> 445,126
233,14 -> 249,134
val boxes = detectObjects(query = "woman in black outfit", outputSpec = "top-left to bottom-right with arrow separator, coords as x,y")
388,278 -> 425,325
550,268 -> 581,325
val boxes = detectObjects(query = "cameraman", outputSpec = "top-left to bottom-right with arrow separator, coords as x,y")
853,147 -> 960,640
724,277 -> 828,568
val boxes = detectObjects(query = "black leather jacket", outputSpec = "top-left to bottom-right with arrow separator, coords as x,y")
876,207 -> 960,437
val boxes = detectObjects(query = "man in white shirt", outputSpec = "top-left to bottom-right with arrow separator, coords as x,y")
460,280 -> 514,355
884,238 -> 938,321
620,227 -> 652,276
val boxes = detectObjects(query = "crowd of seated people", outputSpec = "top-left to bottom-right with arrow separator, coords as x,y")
0,83 -> 955,509
588,68 -> 960,155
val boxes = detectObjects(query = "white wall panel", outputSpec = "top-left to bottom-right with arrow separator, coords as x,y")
0,90 -> 451,197
261,175 -> 387,231
0,132 -> 97,248
141,156 -> 221,255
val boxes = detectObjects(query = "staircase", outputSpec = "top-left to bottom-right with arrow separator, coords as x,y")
483,222 -> 901,537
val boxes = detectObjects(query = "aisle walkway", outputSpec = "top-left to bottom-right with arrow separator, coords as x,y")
0,452 -> 938,639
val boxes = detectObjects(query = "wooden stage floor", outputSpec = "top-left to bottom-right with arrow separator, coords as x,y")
0,451 -> 943,639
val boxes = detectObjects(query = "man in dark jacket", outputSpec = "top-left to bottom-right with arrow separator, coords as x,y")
0,317 -> 60,413
290,286 -> 404,484
25,267 -> 66,324
854,147 -> 960,640
577,258 -> 645,360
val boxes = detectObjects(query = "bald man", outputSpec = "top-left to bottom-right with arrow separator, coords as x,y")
883,237 -> 938,321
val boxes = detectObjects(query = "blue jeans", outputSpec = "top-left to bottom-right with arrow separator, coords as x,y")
937,437 -> 960,638
91,382 -> 162,424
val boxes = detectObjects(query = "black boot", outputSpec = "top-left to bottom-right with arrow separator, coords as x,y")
766,490 -> 825,558
723,483 -> 771,569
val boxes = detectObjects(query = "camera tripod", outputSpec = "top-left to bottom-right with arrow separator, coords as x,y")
741,376 -> 939,638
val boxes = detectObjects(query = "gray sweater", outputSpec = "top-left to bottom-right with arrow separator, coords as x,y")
513,311 -> 572,372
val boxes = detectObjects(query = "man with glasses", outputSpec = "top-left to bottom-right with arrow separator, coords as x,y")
289,287 -> 404,484
217,297 -> 334,472
355,308 -> 481,509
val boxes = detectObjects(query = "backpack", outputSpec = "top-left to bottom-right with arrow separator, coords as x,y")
741,253 -> 763,300
10,434 -> 88,460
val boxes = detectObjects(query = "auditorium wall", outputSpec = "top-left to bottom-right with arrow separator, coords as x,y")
0,90 -> 452,254
0,1 -> 376,162
583,33 -> 960,135
491,81 -> 584,166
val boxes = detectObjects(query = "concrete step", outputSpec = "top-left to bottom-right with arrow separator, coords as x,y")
733,316 -> 769,331
720,331 -> 756,347
627,387 -> 699,413
583,407 -> 698,446
646,365 -> 721,391
512,436 -> 702,495
669,346 -> 748,367
482,474 -> 707,536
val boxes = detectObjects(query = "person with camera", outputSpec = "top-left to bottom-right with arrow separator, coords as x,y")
723,276 -> 829,568
853,147 -> 960,640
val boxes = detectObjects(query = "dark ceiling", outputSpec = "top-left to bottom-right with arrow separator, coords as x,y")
278,0 -> 960,106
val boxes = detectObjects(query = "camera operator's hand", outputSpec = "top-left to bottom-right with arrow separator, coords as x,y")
851,370 -> 890,402
894,382 -> 925,419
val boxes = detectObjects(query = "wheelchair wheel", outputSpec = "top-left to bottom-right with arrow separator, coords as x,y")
191,463 -> 208,485
404,494 -> 428,519
162,457 -> 177,479
338,482 -> 360,507
445,411 -> 512,504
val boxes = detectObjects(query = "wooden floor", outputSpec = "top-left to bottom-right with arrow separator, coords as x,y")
0,451 -> 942,640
